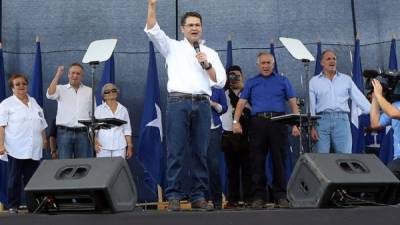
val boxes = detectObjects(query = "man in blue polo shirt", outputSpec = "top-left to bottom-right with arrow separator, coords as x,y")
233,52 -> 300,208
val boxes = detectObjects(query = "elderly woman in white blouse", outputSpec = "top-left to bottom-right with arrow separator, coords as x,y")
0,74 -> 47,214
95,83 -> 133,159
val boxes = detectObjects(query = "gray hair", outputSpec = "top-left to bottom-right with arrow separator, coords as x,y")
256,51 -> 275,65
101,83 -> 120,96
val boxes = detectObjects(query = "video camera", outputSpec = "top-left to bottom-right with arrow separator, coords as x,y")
363,69 -> 400,102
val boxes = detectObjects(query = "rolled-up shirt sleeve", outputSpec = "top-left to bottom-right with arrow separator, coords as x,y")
46,85 -> 60,100
122,108 -> 132,136
208,51 -> 226,89
144,23 -> 171,58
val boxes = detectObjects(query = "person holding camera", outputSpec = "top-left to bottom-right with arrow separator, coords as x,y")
233,52 -> 300,208
220,65 -> 252,208
309,50 -> 370,154
370,78 -> 400,161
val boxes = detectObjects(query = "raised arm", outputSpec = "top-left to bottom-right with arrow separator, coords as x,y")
47,65 -> 64,96
370,96 -> 382,129
372,79 -> 400,119
147,0 -> 158,30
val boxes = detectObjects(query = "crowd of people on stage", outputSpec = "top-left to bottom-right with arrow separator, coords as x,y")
1,0 -> 400,213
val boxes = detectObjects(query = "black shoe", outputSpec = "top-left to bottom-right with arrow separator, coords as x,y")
191,199 -> 213,211
213,201 -> 222,210
275,198 -> 290,208
168,199 -> 181,211
251,199 -> 265,209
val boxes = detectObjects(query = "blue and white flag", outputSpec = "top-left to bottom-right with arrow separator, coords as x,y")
136,42 -> 163,197
351,38 -> 366,154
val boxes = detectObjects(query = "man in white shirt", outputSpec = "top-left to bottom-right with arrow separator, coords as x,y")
46,63 -> 92,159
145,0 -> 226,211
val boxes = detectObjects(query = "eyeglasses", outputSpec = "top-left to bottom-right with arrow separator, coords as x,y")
103,89 -> 117,94
14,82 -> 27,87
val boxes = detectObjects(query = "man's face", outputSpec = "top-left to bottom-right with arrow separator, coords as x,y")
257,54 -> 274,76
321,51 -> 337,74
180,16 -> 202,44
68,65 -> 83,87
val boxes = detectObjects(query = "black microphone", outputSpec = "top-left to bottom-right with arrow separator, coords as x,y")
193,41 -> 206,69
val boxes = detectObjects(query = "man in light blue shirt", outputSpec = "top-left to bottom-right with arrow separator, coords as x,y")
309,50 -> 370,153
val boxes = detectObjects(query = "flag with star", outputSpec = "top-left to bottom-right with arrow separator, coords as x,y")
136,42 -> 163,198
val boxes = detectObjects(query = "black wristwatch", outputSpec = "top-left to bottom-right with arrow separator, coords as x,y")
204,63 -> 212,70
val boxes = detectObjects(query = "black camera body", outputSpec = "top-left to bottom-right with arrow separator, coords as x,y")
363,69 -> 400,102
228,72 -> 241,81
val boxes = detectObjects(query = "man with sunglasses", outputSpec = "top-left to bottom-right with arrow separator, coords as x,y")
46,63 -> 92,159
145,0 -> 226,211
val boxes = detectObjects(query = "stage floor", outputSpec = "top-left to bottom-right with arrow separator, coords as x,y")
1,205 -> 400,225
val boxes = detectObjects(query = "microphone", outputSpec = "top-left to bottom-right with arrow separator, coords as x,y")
193,41 -> 206,69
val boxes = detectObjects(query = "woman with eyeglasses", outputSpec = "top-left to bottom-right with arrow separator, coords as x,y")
0,74 -> 48,214
94,83 -> 133,159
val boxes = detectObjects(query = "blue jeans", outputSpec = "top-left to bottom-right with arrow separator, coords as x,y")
7,156 -> 39,208
165,96 -> 211,202
57,127 -> 92,159
314,112 -> 352,154
206,126 -> 223,205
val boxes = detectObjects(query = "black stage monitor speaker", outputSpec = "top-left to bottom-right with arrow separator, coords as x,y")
287,153 -> 400,208
25,157 -> 137,213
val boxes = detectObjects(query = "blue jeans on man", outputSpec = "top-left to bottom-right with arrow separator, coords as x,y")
165,96 -> 211,202
57,127 -> 92,159
314,112 -> 352,154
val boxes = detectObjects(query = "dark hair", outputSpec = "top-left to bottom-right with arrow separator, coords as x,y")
69,62 -> 84,71
8,73 -> 29,89
181,11 -> 202,26
226,65 -> 242,74
321,50 -> 336,61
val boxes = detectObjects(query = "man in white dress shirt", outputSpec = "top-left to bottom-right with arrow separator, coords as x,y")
46,63 -> 92,159
145,0 -> 226,211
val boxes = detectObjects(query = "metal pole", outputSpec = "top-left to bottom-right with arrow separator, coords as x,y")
351,0 -> 358,40
0,0 -> 2,42
175,0 -> 179,40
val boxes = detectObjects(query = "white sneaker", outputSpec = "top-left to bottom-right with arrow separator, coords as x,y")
8,208 -> 18,214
